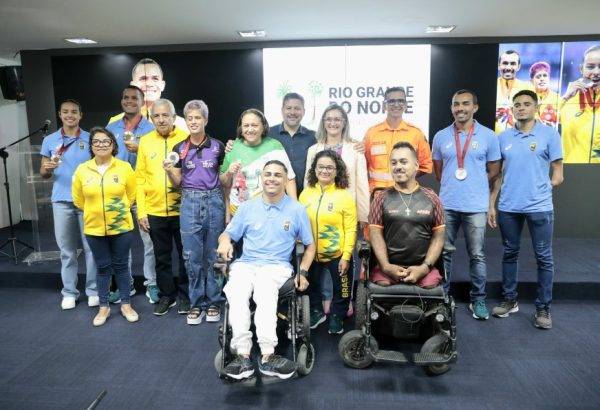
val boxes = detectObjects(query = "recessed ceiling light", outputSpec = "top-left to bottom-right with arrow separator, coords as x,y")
65,38 -> 98,44
237,30 -> 266,38
426,25 -> 456,34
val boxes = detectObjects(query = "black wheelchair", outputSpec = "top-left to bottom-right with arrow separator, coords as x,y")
214,243 -> 315,381
338,241 -> 457,376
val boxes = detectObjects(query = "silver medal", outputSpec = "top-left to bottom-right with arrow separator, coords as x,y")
455,168 -> 468,180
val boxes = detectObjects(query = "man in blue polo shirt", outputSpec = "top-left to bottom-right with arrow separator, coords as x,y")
432,89 -> 501,320
217,160 -> 315,380
489,89 -> 564,330
40,99 -> 97,310
106,85 -> 158,304
164,99 -> 226,326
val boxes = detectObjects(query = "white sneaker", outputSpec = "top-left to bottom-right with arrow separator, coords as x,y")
61,297 -> 76,310
88,296 -> 100,307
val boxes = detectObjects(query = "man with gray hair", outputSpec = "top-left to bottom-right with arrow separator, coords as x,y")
136,98 -> 190,316
164,100 -> 227,325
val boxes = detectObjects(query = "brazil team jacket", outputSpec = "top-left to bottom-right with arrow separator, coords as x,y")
135,127 -> 187,218
299,183 -> 357,262
72,157 -> 136,236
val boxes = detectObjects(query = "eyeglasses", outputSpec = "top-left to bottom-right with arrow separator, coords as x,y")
324,117 -> 344,123
385,98 -> 406,106
91,139 -> 113,147
317,165 -> 336,172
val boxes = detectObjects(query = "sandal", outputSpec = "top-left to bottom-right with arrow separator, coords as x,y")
206,306 -> 221,323
186,307 -> 205,326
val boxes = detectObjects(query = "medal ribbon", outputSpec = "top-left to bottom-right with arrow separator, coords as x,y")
579,89 -> 600,111
453,123 -> 474,170
56,127 -> 82,156
123,115 -> 143,133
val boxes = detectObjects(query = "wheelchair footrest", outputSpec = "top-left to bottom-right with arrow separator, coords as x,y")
412,352 -> 452,365
373,349 -> 409,364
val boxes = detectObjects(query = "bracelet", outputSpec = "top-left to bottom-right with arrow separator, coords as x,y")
299,269 -> 308,278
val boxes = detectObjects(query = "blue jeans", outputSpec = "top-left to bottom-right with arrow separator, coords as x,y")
86,231 -> 133,306
180,188 -> 225,309
498,211 -> 554,310
52,201 -> 97,298
442,210 -> 487,301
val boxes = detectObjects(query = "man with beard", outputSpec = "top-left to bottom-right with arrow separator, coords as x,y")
495,50 -> 534,133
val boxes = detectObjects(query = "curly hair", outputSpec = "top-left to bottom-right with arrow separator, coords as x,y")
236,108 -> 269,140
88,126 -> 118,158
306,149 -> 349,189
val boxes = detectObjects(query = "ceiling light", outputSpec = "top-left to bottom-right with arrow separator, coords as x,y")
237,30 -> 266,38
426,25 -> 456,34
65,38 -> 97,44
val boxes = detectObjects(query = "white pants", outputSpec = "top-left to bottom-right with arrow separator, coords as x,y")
224,262 -> 292,356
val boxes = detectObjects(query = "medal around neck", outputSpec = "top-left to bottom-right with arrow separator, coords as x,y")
167,151 -> 180,165
455,168 -> 467,180
123,131 -> 134,142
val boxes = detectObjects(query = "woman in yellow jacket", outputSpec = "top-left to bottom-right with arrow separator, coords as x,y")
299,150 -> 357,335
72,127 -> 138,326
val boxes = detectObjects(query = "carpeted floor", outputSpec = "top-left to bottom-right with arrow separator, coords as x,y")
0,287 -> 599,409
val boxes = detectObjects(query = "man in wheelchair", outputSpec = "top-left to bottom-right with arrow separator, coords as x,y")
216,160 -> 315,380
339,142 -> 457,375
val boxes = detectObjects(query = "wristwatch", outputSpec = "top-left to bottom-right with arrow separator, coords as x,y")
299,269 -> 309,278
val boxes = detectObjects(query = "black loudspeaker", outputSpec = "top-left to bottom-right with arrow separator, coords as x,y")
0,66 -> 25,101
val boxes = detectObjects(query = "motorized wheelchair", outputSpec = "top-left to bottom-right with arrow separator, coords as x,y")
214,243 -> 315,381
338,241 -> 457,376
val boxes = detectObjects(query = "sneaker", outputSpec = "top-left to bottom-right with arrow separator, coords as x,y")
87,296 -> 100,307
469,300 -> 490,320
224,355 -> 255,380
187,307 -> 206,325
61,296 -> 76,310
258,354 -> 297,379
177,299 -> 191,314
534,309 -> 552,329
109,285 -> 137,304
154,297 -> 176,316
310,310 -> 326,329
328,314 -> 344,335
206,306 -> 221,323
145,285 -> 159,304
120,304 -> 139,323
93,307 -> 110,326
492,300 -> 519,318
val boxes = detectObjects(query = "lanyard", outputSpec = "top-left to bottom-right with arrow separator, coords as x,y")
123,115 -> 143,133
579,89 -> 600,111
57,127 -> 81,156
453,123 -> 475,169
179,136 -> 207,160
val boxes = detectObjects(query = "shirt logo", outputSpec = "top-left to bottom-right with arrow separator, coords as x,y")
202,160 -> 215,169
471,141 -> 479,150
79,141 -> 85,150
445,142 -> 453,149
283,220 -> 291,231
416,209 -> 431,215
504,144 -> 512,151
327,203 -> 334,212
113,175 -> 119,183
151,152 -> 157,159
529,142 -> 537,151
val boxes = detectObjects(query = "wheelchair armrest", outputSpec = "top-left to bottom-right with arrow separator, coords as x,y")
357,240 -> 371,259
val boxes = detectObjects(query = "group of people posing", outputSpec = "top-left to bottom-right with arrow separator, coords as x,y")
40,79 -> 563,352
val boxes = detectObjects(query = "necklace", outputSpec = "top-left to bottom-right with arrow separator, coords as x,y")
398,191 -> 413,216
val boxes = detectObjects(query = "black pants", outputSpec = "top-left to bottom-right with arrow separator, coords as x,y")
308,257 -> 351,318
148,215 -> 188,301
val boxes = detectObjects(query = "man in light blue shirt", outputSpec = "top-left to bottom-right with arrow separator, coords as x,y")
432,89 -> 501,320
106,85 -> 157,304
489,90 -> 564,330
217,160 -> 315,380
40,99 -> 97,310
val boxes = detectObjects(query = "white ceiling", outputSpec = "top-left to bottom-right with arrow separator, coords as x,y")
1,0 -> 599,59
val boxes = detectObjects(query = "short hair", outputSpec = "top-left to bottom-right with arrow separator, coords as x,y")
391,141 -> 418,160
453,89 -> 478,105
499,50 -> 520,64
529,61 -> 551,78
131,58 -> 163,79
316,104 -> 353,144
583,45 -> 600,62
384,87 -> 406,100
150,98 -> 176,116
282,92 -> 305,106
512,89 -> 539,104
59,99 -> 82,113
183,100 -> 209,120
263,159 -> 288,174
123,85 -> 145,99
89,126 -> 118,157
236,108 -> 269,140
306,149 -> 349,189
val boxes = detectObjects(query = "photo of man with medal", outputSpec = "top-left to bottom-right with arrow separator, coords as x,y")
432,89 -> 501,321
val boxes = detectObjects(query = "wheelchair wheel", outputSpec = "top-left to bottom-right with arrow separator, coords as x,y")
214,349 -> 226,378
338,329 -> 378,369
297,343 -> 315,376
421,333 -> 451,376
299,295 -> 311,340
354,282 -> 368,330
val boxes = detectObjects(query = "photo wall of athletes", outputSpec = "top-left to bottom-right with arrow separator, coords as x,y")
496,40 -> 600,163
